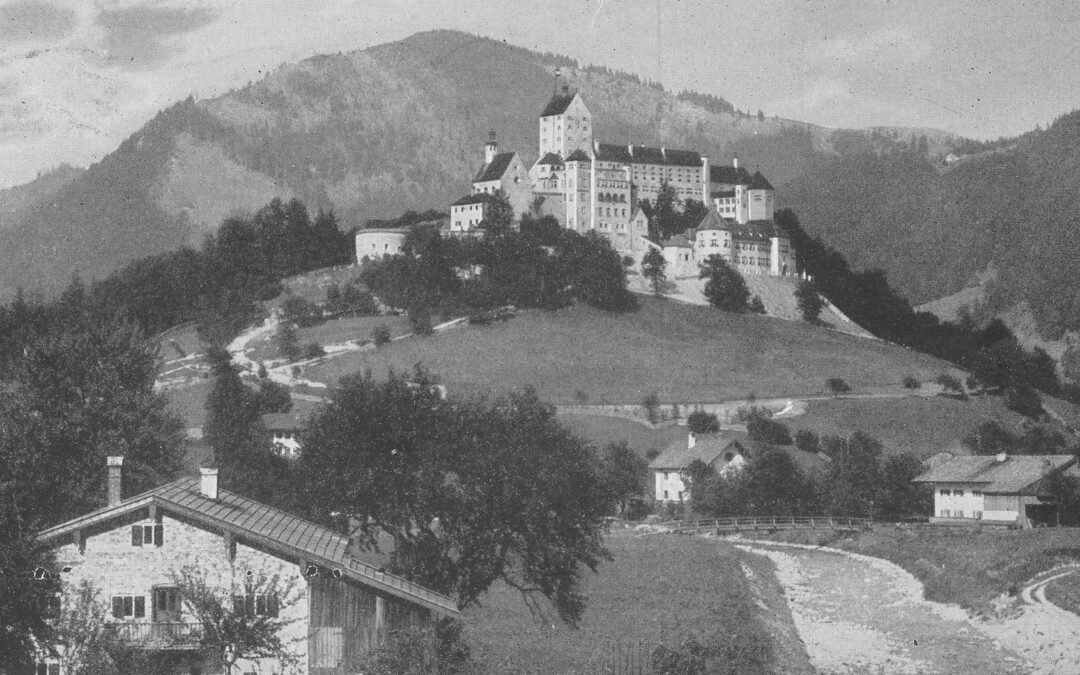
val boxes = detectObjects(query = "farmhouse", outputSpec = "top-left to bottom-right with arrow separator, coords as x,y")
913,452 -> 1080,527
262,411 -> 306,458
650,433 -> 747,503
35,457 -> 458,675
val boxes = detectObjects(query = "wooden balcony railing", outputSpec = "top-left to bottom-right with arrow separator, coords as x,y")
109,622 -> 204,649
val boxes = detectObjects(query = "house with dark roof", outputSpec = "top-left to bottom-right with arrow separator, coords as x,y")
36,457 -> 458,674
649,433 -> 748,502
913,453 -> 1080,526
693,210 -> 794,277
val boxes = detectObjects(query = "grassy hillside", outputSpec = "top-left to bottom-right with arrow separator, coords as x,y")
465,532 -> 812,674
302,296 -> 958,404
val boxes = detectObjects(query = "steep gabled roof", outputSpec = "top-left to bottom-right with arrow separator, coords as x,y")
913,454 -> 1077,495
451,193 -> 497,207
473,152 -> 517,183
649,434 -> 746,470
38,477 -> 460,616
565,149 -> 591,163
697,209 -> 734,232
748,171 -> 774,191
540,92 -> 577,117
710,164 -> 754,185
536,152 -> 564,166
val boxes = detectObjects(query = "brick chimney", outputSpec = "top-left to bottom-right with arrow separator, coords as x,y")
200,467 -> 219,499
107,456 -> 124,507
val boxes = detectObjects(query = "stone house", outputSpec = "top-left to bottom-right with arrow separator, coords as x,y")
649,433 -> 747,503
913,452 -> 1080,526
35,458 -> 458,674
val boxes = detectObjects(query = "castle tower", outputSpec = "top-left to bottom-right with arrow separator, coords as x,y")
538,84 -> 593,159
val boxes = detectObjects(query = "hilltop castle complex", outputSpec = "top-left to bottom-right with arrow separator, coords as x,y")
448,86 -> 795,279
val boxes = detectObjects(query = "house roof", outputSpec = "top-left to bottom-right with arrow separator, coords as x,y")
593,143 -> 702,167
540,92 -> 577,117
38,477 -> 460,616
473,152 -> 517,183
536,152 -> 564,166
913,454 -> 1077,495
710,164 -> 754,185
711,190 -> 736,200
649,434 -> 746,470
696,210 -> 735,232
664,234 -> 694,249
451,193 -> 497,207
565,149 -> 591,163
733,220 -> 782,240
748,171 -> 774,191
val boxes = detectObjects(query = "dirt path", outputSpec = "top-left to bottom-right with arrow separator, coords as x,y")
736,541 -> 1028,674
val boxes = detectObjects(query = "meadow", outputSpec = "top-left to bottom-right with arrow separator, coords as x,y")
463,530 -> 812,674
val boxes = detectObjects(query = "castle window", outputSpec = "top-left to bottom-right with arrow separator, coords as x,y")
112,595 -> 146,619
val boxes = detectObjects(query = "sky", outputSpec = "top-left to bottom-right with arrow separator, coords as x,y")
2,0 -> 1080,188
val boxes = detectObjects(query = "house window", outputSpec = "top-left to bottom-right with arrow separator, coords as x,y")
131,524 -> 163,547
972,490 -> 983,497
35,664 -> 60,675
663,472 -> 670,481
940,489 -> 950,496
663,490 -> 669,499
112,595 -> 146,619
235,593 -> 280,618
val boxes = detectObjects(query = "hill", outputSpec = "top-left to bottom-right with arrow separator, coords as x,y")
0,29 -> 957,298
301,295 -> 960,404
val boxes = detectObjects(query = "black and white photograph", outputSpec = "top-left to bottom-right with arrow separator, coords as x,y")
3,1 -> 1080,673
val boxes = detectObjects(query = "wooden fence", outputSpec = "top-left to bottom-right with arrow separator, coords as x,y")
660,515 -> 872,534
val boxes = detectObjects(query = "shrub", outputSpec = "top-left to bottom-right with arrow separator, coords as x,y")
645,448 -> 662,461
748,295 -> 766,314
1004,384 -> 1042,418
257,362 -> 268,379
935,373 -> 965,397
794,429 -> 820,454
902,375 -> 921,389
826,378 -> 852,397
671,403 -> 682,420
372,324 -> 392,346
651,638 -> 707,674
303,342 -> 325,359
687,410 -> 720,434
642,392 -> 661,424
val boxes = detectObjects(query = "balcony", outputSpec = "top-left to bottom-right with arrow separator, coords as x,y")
110,622 -> 205,650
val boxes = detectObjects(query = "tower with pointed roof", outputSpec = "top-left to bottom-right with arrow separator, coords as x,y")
538,84 -> 593,159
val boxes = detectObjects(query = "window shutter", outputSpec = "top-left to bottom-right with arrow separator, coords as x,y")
267,594 -> 280,618
131,525 -> 142,547
112,596 -> 124,618
154,524 -> 163,546
123,596 -> 133,617
232,595 -> 245,616
134,596 -> 145,618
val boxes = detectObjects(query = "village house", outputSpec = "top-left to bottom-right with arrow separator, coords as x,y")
35,457 -> 458,675
649,433 -> 748,503
912,452 -> 1080,527
262,412 -> 306,459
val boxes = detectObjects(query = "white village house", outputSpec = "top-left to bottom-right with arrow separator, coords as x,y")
34,457 -> 458,675
912,452 -> 1080,527
649,433 -> 747,503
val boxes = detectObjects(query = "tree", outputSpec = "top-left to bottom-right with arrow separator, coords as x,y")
820,433 -> 884,518
274,321 -> 302,362
642,392 -> 661,424
296,370 -> 613,625
935,373 -> 965,397
687,410 -> 720,434
795,281 -> 824,323
0,522 -> 59,672
1005,383 -> 1043,418
699,255 -> 749,312
877,453 -> 932,521
743,448 -> 814,515
794,429 -> 820,454
642,248 -> 667,295
602,442 -> 649,515
173,564 -> 302,674
826,378 -> 851,397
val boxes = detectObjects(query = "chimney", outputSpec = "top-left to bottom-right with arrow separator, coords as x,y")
200,467 -> 219,499
688,432 -> 696,449
484,131 -> 498,166
107,456 -> 124,507
733,156 -> 739,169
628,143 -> 634,157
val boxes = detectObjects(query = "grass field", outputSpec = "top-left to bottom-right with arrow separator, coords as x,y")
758,525 -> 1080,613
785,395 -> 1032,458
245,314 -> 412,363
1045,572 -> 1080,616
463,531 -> 811,674
559,414 -> 686,459
302,296 -> 957,405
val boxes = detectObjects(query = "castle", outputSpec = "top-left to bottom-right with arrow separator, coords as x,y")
449,86 -> 794,279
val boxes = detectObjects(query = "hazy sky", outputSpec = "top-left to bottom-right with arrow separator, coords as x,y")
2,0 -> 1079,188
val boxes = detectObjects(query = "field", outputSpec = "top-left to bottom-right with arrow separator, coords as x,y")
463,530 -> 812,674
758,525 -> 1080,613
785,395 -> 1032,458
303,296 -> 957,405
1046,573 -> 1080,615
